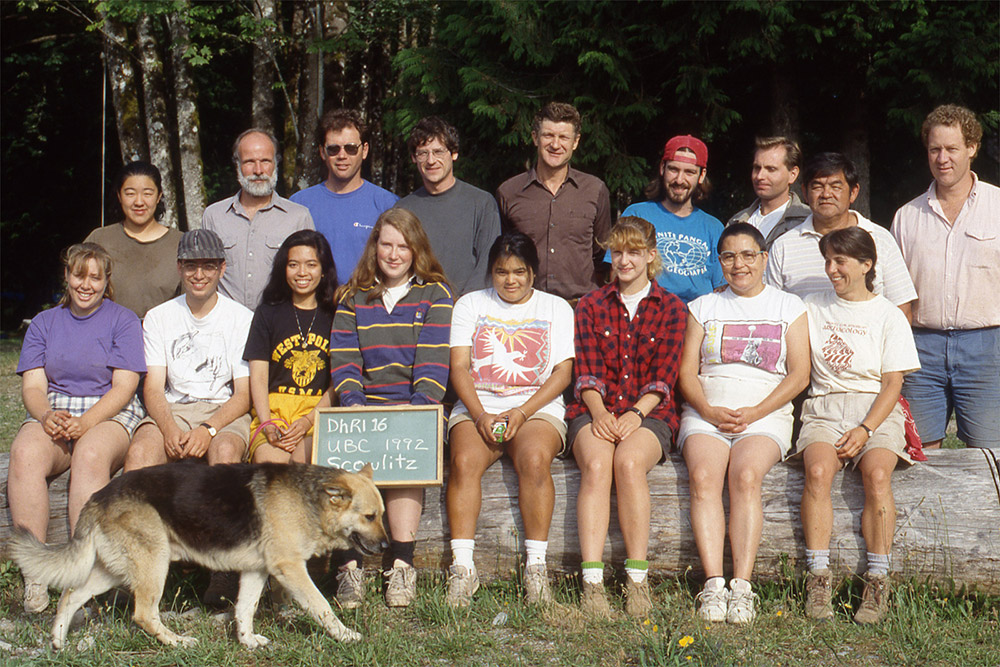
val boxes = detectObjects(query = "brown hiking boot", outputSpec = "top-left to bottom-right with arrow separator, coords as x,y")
853,573 -> 889,624
624,578 -> 653,618
804,569 -> 834,620
580,581 -> 613,619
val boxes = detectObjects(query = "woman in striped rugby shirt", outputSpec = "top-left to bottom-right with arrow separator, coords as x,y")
329,208 -> 453,608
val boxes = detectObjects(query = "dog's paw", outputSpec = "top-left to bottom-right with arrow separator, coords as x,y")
175,635 -> 199,648
50,637 -> 65,652
239,633 -> 271,649
337,628 -> 363,643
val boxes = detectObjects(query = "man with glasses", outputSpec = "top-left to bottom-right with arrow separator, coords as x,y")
202,128 -> 314,309
291,108 -> 398,284
124,228 -> 253,472
766,152 -> 916,315
395,116 -> 500,296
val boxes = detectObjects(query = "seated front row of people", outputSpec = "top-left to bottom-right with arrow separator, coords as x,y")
11,216 -> 918,628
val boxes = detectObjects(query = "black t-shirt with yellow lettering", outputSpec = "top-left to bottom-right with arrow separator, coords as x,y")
243,301 -> 332,396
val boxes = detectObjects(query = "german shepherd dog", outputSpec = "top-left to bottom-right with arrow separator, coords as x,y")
9,461 -> 388,650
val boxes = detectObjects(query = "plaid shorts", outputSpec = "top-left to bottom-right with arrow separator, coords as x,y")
23,391 -> 146,438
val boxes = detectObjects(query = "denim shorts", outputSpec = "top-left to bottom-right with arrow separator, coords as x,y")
902,327 -> 1000,448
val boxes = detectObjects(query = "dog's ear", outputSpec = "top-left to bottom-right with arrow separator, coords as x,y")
325,482 -> 353,506
359,463 -> 374,480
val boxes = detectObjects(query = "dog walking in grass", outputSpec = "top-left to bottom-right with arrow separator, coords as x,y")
9,461 -> 387,650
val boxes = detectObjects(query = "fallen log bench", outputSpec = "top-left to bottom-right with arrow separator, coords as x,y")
2,449 -> 998,593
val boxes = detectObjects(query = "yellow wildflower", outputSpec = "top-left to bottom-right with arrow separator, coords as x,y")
644,619 -> 651,626
653,625 -> 659,633
678,635 -> 694,648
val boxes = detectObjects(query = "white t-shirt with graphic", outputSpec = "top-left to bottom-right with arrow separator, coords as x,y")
688,285 -> 806,384
144,294 -> 253,404
805,291 -> 919,396
450,288 -> 574,420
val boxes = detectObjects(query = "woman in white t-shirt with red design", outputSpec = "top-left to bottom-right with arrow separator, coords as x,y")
444,231 -> 574,608
797,226 -> 920,626
678,223 -> 811,625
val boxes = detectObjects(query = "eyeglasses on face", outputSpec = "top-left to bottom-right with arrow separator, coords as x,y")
719,250 -> 763,265
324,143 -> 361,156
180,260 -> 222,274
414,148 -> 451,162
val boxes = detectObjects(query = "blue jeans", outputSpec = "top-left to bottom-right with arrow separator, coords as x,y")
902,327 -> 1000,448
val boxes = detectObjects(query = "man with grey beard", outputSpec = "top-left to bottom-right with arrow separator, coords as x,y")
202,129 -> 314,309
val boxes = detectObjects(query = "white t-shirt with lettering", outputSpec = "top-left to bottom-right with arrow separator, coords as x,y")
805,291 -> 919,396
450,288 -> 574,420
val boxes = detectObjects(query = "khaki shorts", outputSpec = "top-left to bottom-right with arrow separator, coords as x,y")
794,392 -> 913,467
137,401 -> 251,451
448,410 -> 568,455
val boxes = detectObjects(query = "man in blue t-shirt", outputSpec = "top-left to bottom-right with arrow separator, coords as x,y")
621,135 -> 725,303
290,109 -> 398,285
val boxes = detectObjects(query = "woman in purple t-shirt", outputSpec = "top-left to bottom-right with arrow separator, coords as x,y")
8,243 -> 146,613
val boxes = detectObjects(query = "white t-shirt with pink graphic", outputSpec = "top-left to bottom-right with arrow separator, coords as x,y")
689,285 -> 806,385
805,291 -> 920,396
450,288 -> 575,420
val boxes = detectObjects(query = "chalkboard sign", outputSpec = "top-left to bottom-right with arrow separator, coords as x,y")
311,405 -> 444,487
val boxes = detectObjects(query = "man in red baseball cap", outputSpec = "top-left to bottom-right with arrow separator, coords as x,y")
620,134 -> 725,303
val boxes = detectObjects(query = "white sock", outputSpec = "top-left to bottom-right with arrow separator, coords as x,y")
581,564 -> 604,586
450,539 -> 475,570
704,576 -> 726,592
625,566 -> 648,583
866,552 -> 891,578
524,539 -> 547,567
729,578 -> 751,594
805,549 -> 830,573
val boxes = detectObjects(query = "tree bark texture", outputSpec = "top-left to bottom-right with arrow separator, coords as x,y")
769,64 -> 799,140
100,13 -> 146,164
166,9 -> 205,231
3,449 -> 998,593
251,0 -> 278,135
136,13 -> 178,229
291,1 -> 323,192
842,91 -> 871,218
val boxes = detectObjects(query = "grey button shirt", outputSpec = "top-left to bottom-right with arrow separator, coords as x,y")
201,191 -> 315,309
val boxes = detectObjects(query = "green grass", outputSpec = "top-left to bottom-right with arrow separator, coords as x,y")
1,339 -> 22,453
0,564 -> 997,666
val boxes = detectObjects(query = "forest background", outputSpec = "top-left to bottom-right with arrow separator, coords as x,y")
1,0 -> 998,331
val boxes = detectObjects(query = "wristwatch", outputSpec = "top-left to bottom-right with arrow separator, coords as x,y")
859,423 -> 873,437
626,406 -> 645,419
200,422 -> 218,437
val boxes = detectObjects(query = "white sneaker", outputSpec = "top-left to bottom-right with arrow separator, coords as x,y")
23,579 -> 49,614
726,581 -> 757,625
695,578 -> 729,623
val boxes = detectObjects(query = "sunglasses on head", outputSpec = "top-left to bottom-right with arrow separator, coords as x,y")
324,143 -> 362,156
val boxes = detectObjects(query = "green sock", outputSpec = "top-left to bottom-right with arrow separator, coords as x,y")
625,559 -> 648,583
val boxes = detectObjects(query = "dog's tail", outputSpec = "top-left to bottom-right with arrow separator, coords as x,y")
8,511 -> 99,589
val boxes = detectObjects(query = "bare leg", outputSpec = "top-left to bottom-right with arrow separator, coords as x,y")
385,487 -> 424,544
801,442 -> 839,551
7,422 -> 71,541
612,429 -> 662,561
505,421 -> 562,541
857,448 -> 899,555
727,436 -> 782,581
446,422 -> 502,540
123,423 -> 168,472
682,434 -> 731,578
207,432 -> 247,465
573,430 -> 616,563
67,421 -> 130,533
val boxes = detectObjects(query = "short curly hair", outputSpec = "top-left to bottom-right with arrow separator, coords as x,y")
921,105 -> 982,148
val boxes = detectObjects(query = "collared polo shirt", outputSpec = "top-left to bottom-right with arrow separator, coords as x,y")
765,212 -> 917,306
201,191 -> 314,309
891,174 -> 1000,329
496,166 -> 611,301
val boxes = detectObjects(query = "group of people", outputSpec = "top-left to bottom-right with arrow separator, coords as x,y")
9,101 -> 997,629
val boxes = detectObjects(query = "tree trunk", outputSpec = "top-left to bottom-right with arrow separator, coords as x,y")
166,9 -> 205,231
291,1 -> 323,192
136,13 -> 179,229
251,0 -> 278,135
842,91 -> 871,218
769,64 -> 799,140
4,450 -> 998,593
100,13 -> 146,164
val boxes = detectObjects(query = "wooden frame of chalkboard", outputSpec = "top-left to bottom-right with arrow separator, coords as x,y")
311,405 -> 444,487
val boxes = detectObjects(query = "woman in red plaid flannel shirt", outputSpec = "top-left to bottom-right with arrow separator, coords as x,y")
565,216 -> 687,618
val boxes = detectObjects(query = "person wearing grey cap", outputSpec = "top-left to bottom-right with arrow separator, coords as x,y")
124,228 -> 254,472
124,228 -> 255,607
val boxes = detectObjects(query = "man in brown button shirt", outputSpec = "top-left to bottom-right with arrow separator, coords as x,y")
496,102 -> 612,302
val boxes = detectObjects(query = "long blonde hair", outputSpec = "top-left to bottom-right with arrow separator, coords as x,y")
335,208 -> 449,304
604,216 -> 663,281
58,242 -> 115,307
